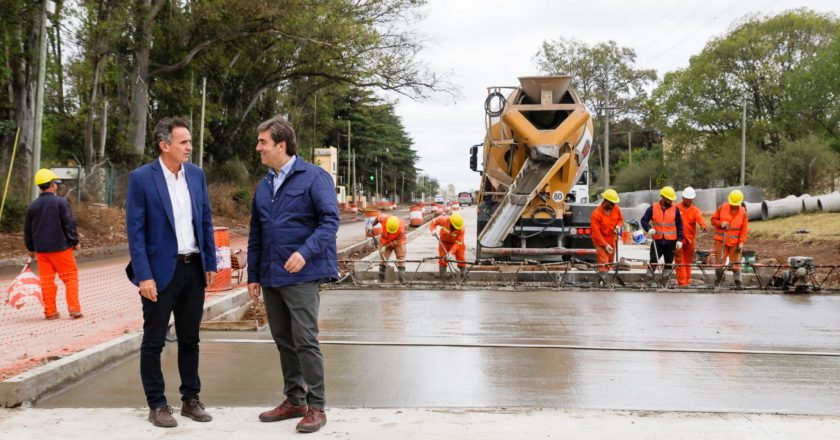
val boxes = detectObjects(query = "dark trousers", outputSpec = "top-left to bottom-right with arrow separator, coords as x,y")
140,260 -> 205,409
650,240 -> 677,269
263,282 -> 325,410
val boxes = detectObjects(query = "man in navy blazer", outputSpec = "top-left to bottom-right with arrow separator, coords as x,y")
126,116 -> 217,428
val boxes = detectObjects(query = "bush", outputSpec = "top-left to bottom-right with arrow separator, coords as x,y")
751,135 -> 839,198
232,186 -> 251,209
0,195 -> 27,233
210,159 -> 251,186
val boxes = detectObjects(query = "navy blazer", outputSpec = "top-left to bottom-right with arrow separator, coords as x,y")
125,159 -> 217,291
247,157 -> 339,287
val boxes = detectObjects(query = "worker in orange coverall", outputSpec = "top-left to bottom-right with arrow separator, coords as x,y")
590,189 -> 624,273
369,214 -> 407,283
711,189 -> 749,289
429,213 -> 465,281
675,186 -> 707,287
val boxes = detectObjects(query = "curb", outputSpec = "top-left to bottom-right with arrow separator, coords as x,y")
0,287 -> 248,408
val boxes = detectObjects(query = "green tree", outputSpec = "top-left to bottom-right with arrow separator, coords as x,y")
751,135 -> 839,197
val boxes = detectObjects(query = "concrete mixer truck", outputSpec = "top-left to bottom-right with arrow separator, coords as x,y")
469,76 -> 598,261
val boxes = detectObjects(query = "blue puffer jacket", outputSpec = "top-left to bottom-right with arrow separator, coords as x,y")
247,157 -> 339,287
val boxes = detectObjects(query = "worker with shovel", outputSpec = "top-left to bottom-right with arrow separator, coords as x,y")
641,186 -> 684,287
368,214 -> 407,283
711,190 -> 749,289
429,212 -> 466,281
590,189 -> 624,275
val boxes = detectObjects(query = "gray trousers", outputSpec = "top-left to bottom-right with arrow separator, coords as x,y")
263,282 -> 325,409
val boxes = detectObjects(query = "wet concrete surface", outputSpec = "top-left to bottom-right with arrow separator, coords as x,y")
38,289 -> 840,414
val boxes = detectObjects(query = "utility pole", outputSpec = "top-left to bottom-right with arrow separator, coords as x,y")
603,78 -> 610,188
346,120 -> 351,200
627,132 -> 632,165
740,99 -> 746,186
98,99 -> 108,160
401,172 -> 405,204
352,152 -> 357,205
198,77 -> 206,168
31,0 -> 48,202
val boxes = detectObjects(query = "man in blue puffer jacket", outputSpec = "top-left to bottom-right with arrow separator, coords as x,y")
247,116 -> 338,434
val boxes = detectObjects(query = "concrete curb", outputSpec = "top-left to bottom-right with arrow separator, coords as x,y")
0,287 -> 249,408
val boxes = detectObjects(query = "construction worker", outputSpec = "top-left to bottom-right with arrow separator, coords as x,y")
641,186 -> 684,286
711,189 -> 748,288
675,187 -> 708,287
429,212 -> 466,280
24,169 -> 82,320
368,214 -> 407,283
590,189 -> 624,274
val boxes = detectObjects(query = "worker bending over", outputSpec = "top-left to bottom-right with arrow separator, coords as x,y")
711,190 -> 748,289
429,212 -> 466,280
368,214 -> 407,283
590,189 -> 624,274
641,186 -> 684,286
675,187 -> 707,287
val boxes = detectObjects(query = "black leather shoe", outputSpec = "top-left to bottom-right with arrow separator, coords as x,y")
148,405 -> 177,428
181,399 -> 213,422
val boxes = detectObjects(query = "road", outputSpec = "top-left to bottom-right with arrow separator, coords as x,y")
39,288 -> 840,414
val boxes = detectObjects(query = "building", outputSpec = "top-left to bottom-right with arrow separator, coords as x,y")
314,146 -> 345,203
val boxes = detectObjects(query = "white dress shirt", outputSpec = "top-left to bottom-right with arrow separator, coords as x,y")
160,158 -> 199,254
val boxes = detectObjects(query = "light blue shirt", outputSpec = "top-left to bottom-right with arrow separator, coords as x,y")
269,155 -> 296,195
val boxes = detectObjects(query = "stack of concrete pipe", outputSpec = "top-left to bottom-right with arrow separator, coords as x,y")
744,201 -> 763,220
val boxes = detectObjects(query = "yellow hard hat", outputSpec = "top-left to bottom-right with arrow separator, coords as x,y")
660,186 -> 677,201
729,189 -> 744,206
602,189 -> 620,204
386,215 -> 400,234
34,168 -> 60,186
449,212 -> 464,230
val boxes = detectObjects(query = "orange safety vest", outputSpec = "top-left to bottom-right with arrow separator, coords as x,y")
652,204 -> 678,241
431,215 -> 464,246
713,204 -> 747,246
380,216 -> 406,245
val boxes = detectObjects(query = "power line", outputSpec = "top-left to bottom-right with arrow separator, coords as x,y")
629,0 -> 693,47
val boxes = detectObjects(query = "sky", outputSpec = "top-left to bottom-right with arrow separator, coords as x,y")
391,0 -> 840,195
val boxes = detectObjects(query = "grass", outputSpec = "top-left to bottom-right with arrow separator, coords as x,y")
746,212 -> 840,243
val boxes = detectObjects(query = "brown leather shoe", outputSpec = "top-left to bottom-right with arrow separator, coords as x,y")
181,399 -> 212,422
258,399 -> 307,422
296,407 -> 327,433
148,405 -> 177,428
70,311 -> 83,319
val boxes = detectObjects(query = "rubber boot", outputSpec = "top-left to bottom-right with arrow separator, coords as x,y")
378,265 -> 387,283
733,271 -> 742,289
398,268 -> 406,284
438,266 -> 447,281
715,269 -> 725,286
661,268 -> 674,288
459,267 -> 467,279
644,268 -> 655,288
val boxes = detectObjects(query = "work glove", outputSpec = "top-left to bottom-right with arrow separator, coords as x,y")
721,222 -> 729,230
675,241 -> 683,250
614,226 -> 621,234
604,244 -> 614,254
647,228 -> 656,237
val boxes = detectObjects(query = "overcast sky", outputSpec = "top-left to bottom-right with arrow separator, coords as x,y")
391,0 -> 840,195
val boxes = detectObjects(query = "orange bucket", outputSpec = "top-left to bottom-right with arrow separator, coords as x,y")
207,227 -> 232,291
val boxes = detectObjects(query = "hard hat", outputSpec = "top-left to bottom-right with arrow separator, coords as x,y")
449,213 -> 464,230
729,189 -> 744,206
660,186 -> 677,201
34,168 -> 60,186
682,186 -> 696,200
386,215 -> 400,234
602,189 -> 620,204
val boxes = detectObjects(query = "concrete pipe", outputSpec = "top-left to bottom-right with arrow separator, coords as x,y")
744,202 -> 763,221
618,192 -> 635,208
761,195 -> 802,221
801,194 -> 820,213
818,192 -> 840,212
621,203 -> 650,224
693,188 -> 718,214
742,186 -> 765,203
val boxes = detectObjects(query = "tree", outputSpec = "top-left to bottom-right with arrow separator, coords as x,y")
534,38 -> 656,186
751,135 -> 839,197
650,9 -> 840,160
